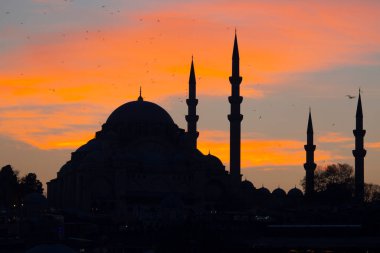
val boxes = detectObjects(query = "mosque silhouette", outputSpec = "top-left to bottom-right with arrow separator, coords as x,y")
47,33 -> 367,222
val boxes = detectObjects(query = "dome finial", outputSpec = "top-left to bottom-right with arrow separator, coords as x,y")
138,86 -> 143,101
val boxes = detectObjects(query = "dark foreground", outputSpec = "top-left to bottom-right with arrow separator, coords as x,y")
2,210 -> 380,253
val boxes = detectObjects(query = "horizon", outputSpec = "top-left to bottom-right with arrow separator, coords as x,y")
1,0 -> 380,191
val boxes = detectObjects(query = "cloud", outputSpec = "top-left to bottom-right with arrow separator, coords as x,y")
242,165 -> 305,191
0,134 -> 71,191
318,132 -> 353,143
1,0 -> 380,101
1,0 -> 380,189
367,142 -> 380,149
0,103 -> 107,149
198,130 -> 335,168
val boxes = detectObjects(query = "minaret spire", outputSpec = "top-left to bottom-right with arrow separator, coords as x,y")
356,90 -> 363,119
307,107 -> 313,132
228,32 -> 243,183
353,89 -> 366,202
185,56 -> 199,149
232,31 -> 240,77
304,108 -> 316,198
138,86 -> 143,101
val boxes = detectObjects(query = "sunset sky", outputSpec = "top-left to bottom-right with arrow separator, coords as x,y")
1,0 -> 380,191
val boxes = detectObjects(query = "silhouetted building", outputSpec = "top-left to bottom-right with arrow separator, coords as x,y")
23,192 -> 48,218
288,187 -> 303,197
47,92 -> 238,220
47,35 -> 248,221
228,32 -> 243,184
256,186 -> 271,205
353,90 -> 366,202
272,187 -> 286,199
241,179 -> 255,192
287,187 -> 303,204
46,32 -> 372,223
304,109 -> 317,198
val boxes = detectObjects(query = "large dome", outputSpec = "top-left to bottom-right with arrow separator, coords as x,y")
106,98 -> 174,126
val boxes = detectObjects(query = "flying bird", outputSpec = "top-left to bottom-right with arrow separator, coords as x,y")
346,95 -> 356,99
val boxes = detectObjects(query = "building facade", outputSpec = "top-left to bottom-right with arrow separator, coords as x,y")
47,35 -> 245,221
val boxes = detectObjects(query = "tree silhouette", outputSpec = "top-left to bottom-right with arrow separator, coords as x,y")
301,163 -> 354,202
301,163 -> 380,203
0,165 -> 19,207
20,173 -> 44,196
364,183 -> 380,202
0,165 -> 45,208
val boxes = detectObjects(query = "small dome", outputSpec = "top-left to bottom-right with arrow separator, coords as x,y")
241,180 -> 255,191
272,187 -> 286,198
106,99 -> 174,127
205,153 -> 224,169
288,187 -> 304,198
256,186 -> 271,198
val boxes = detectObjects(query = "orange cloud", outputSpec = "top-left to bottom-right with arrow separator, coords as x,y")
0,104 -> 103,150
367,142 -> 380,149
198,130 -> 334,168
0,0 -> 379,155
318,132 -> 353,143
1,0 -> 379,105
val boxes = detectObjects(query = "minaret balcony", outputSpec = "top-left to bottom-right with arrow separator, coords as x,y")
229,76 -> 242,85
228,96 -> 243,104
352,149 -> 367,157
185,115 -> 199,122
304,144 -> 316,152
228,114 -> 243,122
303,163 -> 316,171
186,98 -> 198,106
353,129 -> 366,137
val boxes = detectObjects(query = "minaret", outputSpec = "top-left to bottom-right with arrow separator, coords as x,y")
228,32 -> 243,183
185,57 -> 199,149
304,108 -> 317,198
353,90 -> 366,202
138,86 -> 143,101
